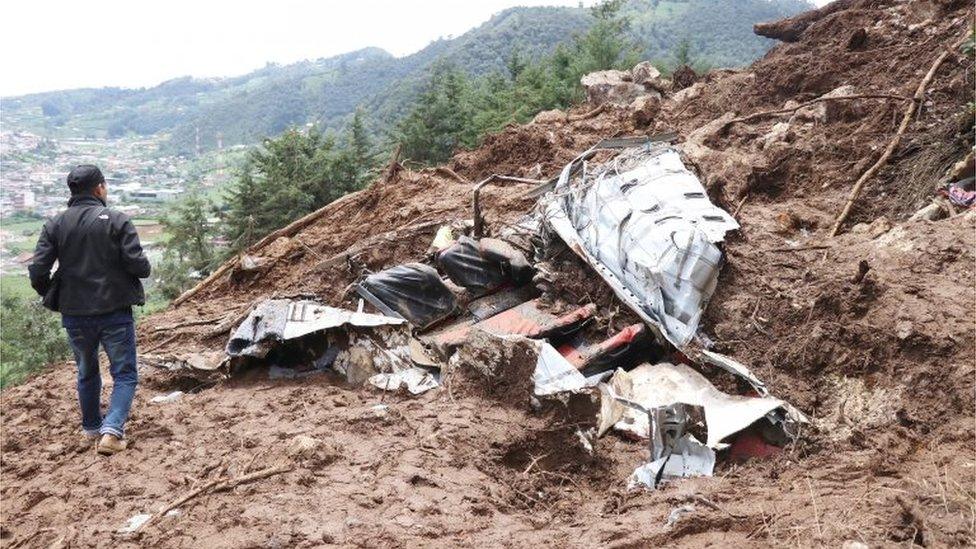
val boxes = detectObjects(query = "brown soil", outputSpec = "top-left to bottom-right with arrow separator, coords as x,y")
3,1 -> 974,547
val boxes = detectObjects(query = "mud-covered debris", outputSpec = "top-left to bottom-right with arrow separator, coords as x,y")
942,177 -> 976,208
532,109 -> 568,125
226,299 -> 405,359
149,391 -> 184,404
369,367 -> 440,395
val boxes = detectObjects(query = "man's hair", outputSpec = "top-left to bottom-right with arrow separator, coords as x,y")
67,164 -> 105,195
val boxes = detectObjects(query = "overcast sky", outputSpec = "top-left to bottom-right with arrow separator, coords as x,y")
0,0 -> 830,97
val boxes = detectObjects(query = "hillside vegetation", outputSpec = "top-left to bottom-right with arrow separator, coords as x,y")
2,0 -> 810,154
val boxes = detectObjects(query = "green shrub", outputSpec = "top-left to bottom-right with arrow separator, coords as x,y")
0,295 -> 71,389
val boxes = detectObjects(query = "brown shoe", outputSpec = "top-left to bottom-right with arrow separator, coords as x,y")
97,434 -> 127,455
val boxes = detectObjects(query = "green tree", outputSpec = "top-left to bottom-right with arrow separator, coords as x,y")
347,108 -> 375,185
161,193 -> 215,273
223,126 -> 371,248
395,62 -> 475,164
154,193 -> 218,301
571,0 -> 641,75
673,38 -> 693,67
395,0 -> 641,155
506,45 -> 527,81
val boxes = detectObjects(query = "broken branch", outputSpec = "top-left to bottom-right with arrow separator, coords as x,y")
314,219 -> 448,271
384,143 -> 403,183
763,244 -> 833,253
136,464 -> 292,532
150,316 -> 226,333
435,166 -> 470,184
568,103 -> 606,122
830,33 -> 969,236
722,93 -> 909,131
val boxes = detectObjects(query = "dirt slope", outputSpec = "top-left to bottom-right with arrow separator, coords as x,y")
2,1 -> 974,547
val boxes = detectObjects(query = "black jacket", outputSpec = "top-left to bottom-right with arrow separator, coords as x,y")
29,194 -> 151,315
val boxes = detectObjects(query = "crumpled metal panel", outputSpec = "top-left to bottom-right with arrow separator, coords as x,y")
226,299 -> 405,358
546,145 -> 738,347
600,362 -> 802,447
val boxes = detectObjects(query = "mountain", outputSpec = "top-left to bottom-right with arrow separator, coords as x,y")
1,0 -> 812,155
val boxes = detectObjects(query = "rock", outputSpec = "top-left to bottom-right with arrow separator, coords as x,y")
908,202 -> 946,221
761,122 -> 793,150
895,320 -> 914,340
945,150 -> 975,182
792,85 -> 857,124
286,435 -> 321,459
774,211 -> 799,234
150,391 -> 184,404
630,95 -> 661,127
847,28 -> 868,50
532,109 -> 567,125
671,82 -> 704,105
630,61 -> 661,85
580,70 -> 645,106
868,216 -> 892,239
340,347 -> 375,386
841,541 -> 869,549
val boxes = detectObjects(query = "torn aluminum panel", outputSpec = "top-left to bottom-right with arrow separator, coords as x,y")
226,299 -> 405,358
628,434 -> 715,489
545,145 -> 738,347
369,367 -> 440,395
534,340 -> 588,395
598,362 -> 804,447
602,387 -> 715,489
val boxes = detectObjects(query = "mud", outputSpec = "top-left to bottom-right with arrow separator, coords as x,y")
2,0 -> 974,547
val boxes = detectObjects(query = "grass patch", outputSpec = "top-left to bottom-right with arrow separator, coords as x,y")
0,275 -> 34,299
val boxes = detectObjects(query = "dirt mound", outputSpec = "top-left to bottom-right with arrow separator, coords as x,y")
3,1 -> 974,546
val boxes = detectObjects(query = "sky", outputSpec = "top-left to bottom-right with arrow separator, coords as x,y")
0,0 -> 832,97
0,0 -> 587,96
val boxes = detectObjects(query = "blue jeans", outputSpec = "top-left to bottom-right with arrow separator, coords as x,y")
62,311 -> 138,438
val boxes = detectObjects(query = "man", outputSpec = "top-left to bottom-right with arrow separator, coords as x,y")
29,165 -> 151,455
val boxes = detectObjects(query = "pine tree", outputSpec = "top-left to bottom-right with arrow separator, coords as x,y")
395,62 -> 473,164
161,192 -> 215,273
347,108 -> 374,185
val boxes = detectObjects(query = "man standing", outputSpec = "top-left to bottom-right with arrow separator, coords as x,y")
29,165 -> 151,455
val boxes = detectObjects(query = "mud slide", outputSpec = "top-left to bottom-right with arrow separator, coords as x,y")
2,1 -> 974,547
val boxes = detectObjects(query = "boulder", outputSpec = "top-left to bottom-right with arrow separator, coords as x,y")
671,82 -> 704,105
630,95 -> 661,127
761,121 -> 793,150
580,70 -> 644,106
630,61 -> 661,86
792,85 -> 857,124
908,202 -> 946,221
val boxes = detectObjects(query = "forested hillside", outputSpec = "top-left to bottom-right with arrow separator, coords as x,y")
2,0 -> 811,154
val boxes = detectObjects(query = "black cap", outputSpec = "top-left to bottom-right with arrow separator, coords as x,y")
67,164 -> 105,194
